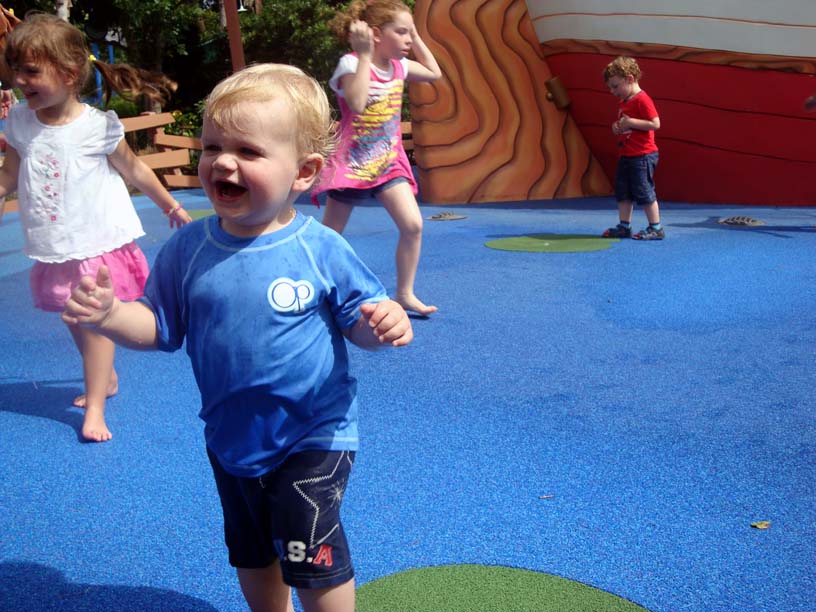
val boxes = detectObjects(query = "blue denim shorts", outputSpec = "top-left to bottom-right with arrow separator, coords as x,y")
207,448 -> 355,590
328,176 -> 409,204
615,152 -> 659,206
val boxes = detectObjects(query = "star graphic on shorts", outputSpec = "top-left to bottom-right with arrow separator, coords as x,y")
292,451 -> 353,548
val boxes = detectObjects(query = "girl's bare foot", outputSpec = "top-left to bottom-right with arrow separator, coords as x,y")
73,373 -> 118,408
395,294 -> 438,316
81,405 -> 112,442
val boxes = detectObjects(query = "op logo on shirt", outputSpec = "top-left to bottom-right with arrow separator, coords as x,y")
267,278 -> 315,313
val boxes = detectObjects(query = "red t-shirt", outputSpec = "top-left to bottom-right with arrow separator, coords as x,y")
617,90 -> 659,157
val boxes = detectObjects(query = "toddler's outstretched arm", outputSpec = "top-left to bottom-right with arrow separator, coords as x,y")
62,265 -> 160,350
345,300 -> 413,349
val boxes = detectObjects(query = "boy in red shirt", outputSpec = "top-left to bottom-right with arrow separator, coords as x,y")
601,56 -> 664,240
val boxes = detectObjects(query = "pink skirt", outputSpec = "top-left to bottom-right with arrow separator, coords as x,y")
30,241 -> 149,312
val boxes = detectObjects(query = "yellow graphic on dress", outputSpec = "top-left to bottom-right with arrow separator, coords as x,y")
344,84 -> 403,182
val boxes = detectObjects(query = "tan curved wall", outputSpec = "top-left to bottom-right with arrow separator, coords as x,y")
410,0 -> 610,204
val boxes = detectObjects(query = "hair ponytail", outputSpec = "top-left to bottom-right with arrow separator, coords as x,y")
92,60 -> 177,108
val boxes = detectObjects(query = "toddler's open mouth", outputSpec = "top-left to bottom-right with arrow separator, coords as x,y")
215,180 -> 247,199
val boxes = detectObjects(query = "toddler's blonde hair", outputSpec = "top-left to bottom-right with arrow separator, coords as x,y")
603,56 -> 642,83
204,63 -> 336,161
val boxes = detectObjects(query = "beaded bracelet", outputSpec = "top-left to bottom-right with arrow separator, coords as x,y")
164,201 -> 183,217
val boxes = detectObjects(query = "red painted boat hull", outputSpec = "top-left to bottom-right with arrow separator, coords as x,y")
546,53 -> 816,205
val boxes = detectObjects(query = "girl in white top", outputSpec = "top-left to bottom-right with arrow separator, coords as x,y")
0,13 -> 191,442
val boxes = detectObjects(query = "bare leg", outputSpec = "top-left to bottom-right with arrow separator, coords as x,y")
321,196 -> 354,234
617,200 -> 634,224
71,377 -> 119,408
377,182 -> 437,316
297,578 -> 355,612
68,325 -> 118,408
67,324 -> 115,442
643,200 -> 661,225
237,563 -> 295,612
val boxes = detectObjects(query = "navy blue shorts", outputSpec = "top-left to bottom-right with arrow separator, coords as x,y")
615,152 -> 659,206
207,448 -> 355,590
328,176 -> 409,204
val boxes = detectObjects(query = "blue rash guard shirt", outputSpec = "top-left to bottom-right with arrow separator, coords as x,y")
140,213 -> 387,478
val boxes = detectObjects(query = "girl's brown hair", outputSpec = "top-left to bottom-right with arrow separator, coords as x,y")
330,0 -> 411,43
5,12 -> 176,107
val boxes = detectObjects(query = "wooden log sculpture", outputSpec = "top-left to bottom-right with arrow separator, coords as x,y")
409,0 -> 611,204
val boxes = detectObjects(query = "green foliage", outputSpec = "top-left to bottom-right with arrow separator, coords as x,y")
241,0 -> 345,93
3,1 -> 54,15
165,100 -> 206,139
101,95 -> 139,119
108,0 -> 206,67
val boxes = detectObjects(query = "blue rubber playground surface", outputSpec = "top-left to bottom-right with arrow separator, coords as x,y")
1,189 -> 815,611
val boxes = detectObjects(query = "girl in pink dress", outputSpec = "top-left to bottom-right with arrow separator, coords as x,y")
316,0 -> 442,316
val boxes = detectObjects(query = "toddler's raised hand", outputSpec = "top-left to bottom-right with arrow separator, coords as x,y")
62,265 -> 116,327
360,300 -> 413,347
